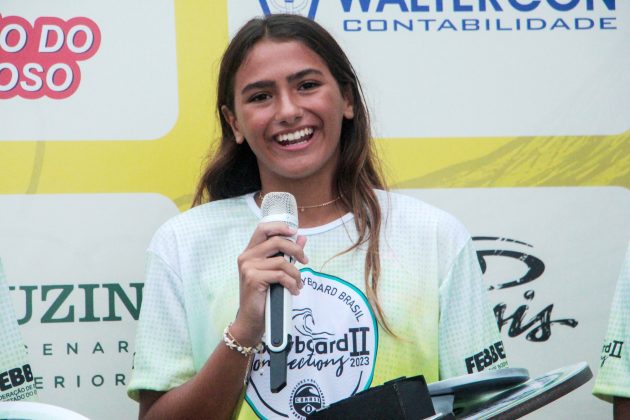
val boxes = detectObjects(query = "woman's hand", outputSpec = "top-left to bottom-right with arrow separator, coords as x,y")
230,222 -> 307,346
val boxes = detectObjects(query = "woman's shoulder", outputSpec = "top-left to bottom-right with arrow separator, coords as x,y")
149,194 -> 255,247
376,189 -> 461,222
376,189 -> 471,243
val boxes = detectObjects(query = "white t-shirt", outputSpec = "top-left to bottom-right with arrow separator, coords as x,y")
128,190 -> 506,419
593,242 -> 630,402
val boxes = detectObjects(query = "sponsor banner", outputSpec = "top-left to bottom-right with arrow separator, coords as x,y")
228,0 -> 630,137
0,194 -> 179,419
0,0 -> 178,141
401,186 -> 630,419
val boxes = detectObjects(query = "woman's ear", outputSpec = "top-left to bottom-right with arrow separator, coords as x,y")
342,86 -> 355,120
221,105 -> 245,144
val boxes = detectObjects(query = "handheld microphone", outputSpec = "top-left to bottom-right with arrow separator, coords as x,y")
260,192 -> 298,393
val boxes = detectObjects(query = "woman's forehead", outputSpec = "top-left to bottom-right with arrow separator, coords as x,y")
235,39 -> 329,83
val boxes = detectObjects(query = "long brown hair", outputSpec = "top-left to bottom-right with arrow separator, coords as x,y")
193,14 -> 393,334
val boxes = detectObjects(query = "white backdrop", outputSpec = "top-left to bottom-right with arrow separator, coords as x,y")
1,0 -> 628,419
0,194 -> 178,418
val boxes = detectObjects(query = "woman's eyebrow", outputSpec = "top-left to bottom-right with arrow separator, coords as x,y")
241,80 -> 274,95
240,68 -> 324,95
287,68 -> 323,83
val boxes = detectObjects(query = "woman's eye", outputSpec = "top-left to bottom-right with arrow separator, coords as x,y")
248,92 -> 270,103
299,81 -> 320,91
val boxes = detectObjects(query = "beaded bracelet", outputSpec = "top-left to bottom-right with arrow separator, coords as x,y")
223,323 -> 264,357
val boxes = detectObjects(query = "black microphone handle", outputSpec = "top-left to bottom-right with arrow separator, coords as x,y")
268,253 -> 293,393
269,282 -> 290,393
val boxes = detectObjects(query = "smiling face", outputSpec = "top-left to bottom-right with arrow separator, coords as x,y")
222,39 -> 354,193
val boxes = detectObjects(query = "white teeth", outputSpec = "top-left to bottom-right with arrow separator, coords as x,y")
276,128 -> 313,143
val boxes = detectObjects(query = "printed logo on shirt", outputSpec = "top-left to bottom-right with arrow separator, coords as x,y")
600,339 -> 624,367
464,341 -> 508,374
0,364 -> 37,402
245,268 -> 378,420
290,379 -> 325,418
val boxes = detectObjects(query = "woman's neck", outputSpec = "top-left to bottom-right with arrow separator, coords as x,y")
256,180 -> 347,228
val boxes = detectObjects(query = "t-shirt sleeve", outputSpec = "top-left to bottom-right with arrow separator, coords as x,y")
127,227 -> 195,401
593,243 -> 630,402
438,238 -> 508,379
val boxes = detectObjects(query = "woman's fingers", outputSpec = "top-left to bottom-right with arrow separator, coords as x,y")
243,225 -> 308,265
235,223 -> 308,338
239,256 -> 303,295
261,236 -> 308,263
296,234 -> 307,249
246,222 -> 297,248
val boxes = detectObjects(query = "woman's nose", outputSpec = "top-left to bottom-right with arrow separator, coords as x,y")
274,91 -> 303,124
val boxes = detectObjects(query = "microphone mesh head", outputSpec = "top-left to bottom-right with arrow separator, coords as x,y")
261,192 -> 298,230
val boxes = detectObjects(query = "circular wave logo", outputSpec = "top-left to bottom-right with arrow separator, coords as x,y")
290,379 -> 325,419
245,268 -> 377,419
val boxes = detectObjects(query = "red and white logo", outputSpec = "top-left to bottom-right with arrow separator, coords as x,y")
0,14 -> 101,99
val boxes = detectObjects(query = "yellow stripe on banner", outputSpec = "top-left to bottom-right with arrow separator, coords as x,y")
386,131 -> 630,189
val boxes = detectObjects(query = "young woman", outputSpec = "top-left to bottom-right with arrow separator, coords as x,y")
128,14 -> 505,420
